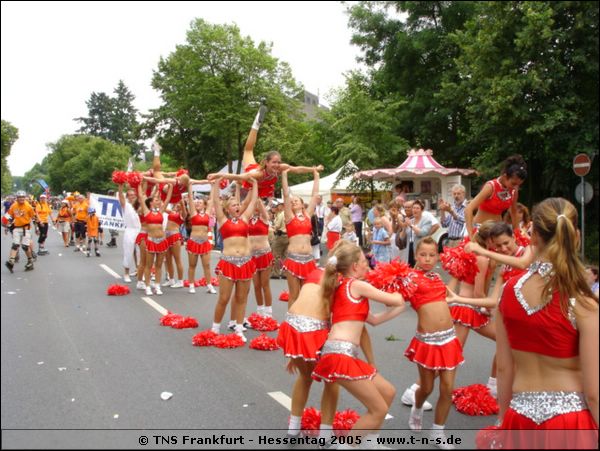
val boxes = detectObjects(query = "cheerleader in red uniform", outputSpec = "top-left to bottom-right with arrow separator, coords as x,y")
402,237 -> 464,447
311,242 -> 405,446
465,155 -> 527,239
280,168 -> 319,307
209,177 -> 258,342
247,198 -> 274,317
492,198 -> 598,448
162,200 -> 186,289
186,183 -> 217,295
137,181 -> 173,296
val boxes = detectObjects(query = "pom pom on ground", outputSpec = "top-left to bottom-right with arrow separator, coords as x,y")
333,409 -> 360,436
160,312 -> 182,327
192,330 -> 217,346
171,316 -> 199,329
212,334 -> 245,349
300,407 -> 321,436
452,384 -> 499,416
249,334 -> 280,351
247,312 -> 279,331
475,426 -> 501,449
279,290 -> 289,302
107,284 -> 130,296
111,170 -> 128,185
210,277 -> 219,287
196,277 -> 207,287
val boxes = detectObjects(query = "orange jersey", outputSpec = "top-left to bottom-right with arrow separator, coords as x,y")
36,202 -> 52,223
8,201 -> 35,227
74,201 -> 89,221
86,215 -> 99,237
55,206 -> 72,222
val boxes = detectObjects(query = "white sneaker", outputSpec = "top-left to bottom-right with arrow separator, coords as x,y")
206,284 -> 217,294
171,280 -> 184,288
189,286 -> 196,294
429,430 -> 454,450
136,281 -> 146,290
235,331 -> 247,343
154,286 -> 163,296
408,406 -> 423,431
123,275 -> 132,283
401,386 -> 433,411
161,279 -> 174,287
145,286 -> 153,296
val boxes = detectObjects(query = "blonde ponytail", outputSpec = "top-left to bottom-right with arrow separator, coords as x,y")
319,240 -> 363,315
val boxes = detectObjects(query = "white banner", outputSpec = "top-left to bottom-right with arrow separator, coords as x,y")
89,194 -> 125,231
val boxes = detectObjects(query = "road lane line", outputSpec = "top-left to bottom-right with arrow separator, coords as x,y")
99,264 -> 122,279
141,296 -> 169,316
268,391 -> 292,411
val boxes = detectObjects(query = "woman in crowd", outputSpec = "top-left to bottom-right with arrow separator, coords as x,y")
53,199 -> 72,247
325,206 -> 342,252
406,200 -> 434,267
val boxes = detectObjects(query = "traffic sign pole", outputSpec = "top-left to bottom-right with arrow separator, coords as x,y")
581,176 -> 585,261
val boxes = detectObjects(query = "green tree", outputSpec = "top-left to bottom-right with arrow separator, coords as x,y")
76,80 -> 141,155
47,135 -> 130,194
1,119 -> 18,194
23,155 -> 50,197
145,19 -> 305,177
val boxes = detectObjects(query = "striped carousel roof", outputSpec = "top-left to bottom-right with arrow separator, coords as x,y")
355,149 -> 477,180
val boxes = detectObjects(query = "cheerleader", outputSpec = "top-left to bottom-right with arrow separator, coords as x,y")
311,242 -> 405,447
465,155 -> 527,239
162,200 -> 186,288
493,198 -> 597,448
135,204 -> 149,291
281,168 -> 319,307
117,183 -> 140,283
210,177 -> 258,342
186,184 -> 217,295
137,181 -> 173,296
402,237 -> 464,447
325,206 -> 342,251
248,199 -> 274,317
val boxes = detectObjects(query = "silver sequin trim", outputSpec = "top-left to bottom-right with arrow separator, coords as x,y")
415,327 -> 456,346
220,254 -> 252,267
345,279 -> 366,305
320,340 -> 359,359
286,252 -> 314,264
189,235 -> 208,244
513,261 -> 555,315
448,302 -> 489,316
286,313 -> 330,333
252,247 -> 271,257
510,391 -> 587,425
146,235 -> 166,244
165,230 -> 180,237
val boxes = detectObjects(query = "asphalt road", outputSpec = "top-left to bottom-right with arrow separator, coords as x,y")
1,227 -> 497,449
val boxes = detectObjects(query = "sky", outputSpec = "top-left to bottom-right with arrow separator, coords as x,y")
1,1 -> 363,177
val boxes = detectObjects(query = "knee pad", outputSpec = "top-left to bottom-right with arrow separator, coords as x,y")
11,243 -> 20,251
21,244 -> 30,252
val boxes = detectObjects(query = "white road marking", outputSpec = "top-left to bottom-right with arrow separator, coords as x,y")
141,297 -> 169,316
268,391 -> 292,411
99,264 -> 122,279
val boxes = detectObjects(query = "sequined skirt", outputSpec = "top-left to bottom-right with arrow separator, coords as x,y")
166,231 -> 183,247
282,252 -> 317,279
312,340 -> 377,383
146,236 -> 169,253
449,303 -> 491,329
215,254 -> 256,281
252,247 -> 274,271
186,236 -> 212,255
277,313 -> 330,361
135,232 -> 147,246
404,328 -> 464,370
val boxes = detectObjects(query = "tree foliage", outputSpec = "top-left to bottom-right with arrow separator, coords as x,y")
1,119 -> 18,194
47,135 -> 130,194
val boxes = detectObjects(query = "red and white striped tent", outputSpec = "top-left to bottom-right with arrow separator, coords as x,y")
354,149 -> 477,202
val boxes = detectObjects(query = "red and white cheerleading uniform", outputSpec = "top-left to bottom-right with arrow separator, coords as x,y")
241,163 -> 278,199
159,181 -> 186,204
249,216 -> 273,271
403,270 -> 464,370
479,178 -> 516,216
186,212 -> 212,255
312,277 -> 377,382
500,246 -> 527,282
214,218 -> 256,281
326,215 -> 342,251
278,269 -> 329,361
166,211 -> 184,247
282,215 -> 316,279
135,214 -> 148,246
495,261 -> 597,448
144,210 -> 168,253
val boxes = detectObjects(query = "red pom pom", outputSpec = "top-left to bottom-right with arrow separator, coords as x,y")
210,277 -> 219,287
219,179 -> 229,189
127,171 -> 143,189
183,280 -> 191,287
514,229 -> 531,247
112,170 -> 128,185
193,280 -> 203,287
247,312 -> 279,331
300,407 -> 321,436
192,330 -> 217,346
171,316 -> 199,329
160,312 -> 183,327
249,333 -> 280,351
452,384 -> 499,416
475,425 -> 501,449
440,243 -> 479,282
107,284 -> 130,296
333,409 -> 361,436
365,259 -> 412,293
213,333 -> 245,348
176,168 -> 189,177
278,290 -> 289,302
196,277 -> 207,287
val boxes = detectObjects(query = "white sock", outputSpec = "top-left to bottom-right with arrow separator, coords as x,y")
410,383 -> 420,391
487,376 -> 497,387
251,110 -> 261,130
411,405 -> 423,418
319,424 -> 333,441
288,415 -> 301,435
432,423 -> 445,430
228,320 -> 236,328
153,143 -> 160,156
211,322 -> 220,333
264,306 -> 272,316
257,305 -> 264,315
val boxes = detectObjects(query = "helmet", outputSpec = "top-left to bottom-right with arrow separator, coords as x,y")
87,207 -> 96,214
16,190 -> 26,197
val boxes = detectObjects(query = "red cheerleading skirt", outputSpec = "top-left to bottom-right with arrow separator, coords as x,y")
497,408 -> 598,449
277,321 -> 329,361
186,238 -> 212,255
215,257 -> 256,281
312,353 -> 377,383
146,237 -> 169,253
166,232 -> 182,247
326,231 -> 340,250
450,304 -> 491,329
253,251 -> 274,271
135,232 -> 147,246
404,330 -> 464,370
282,257 -> 317,279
